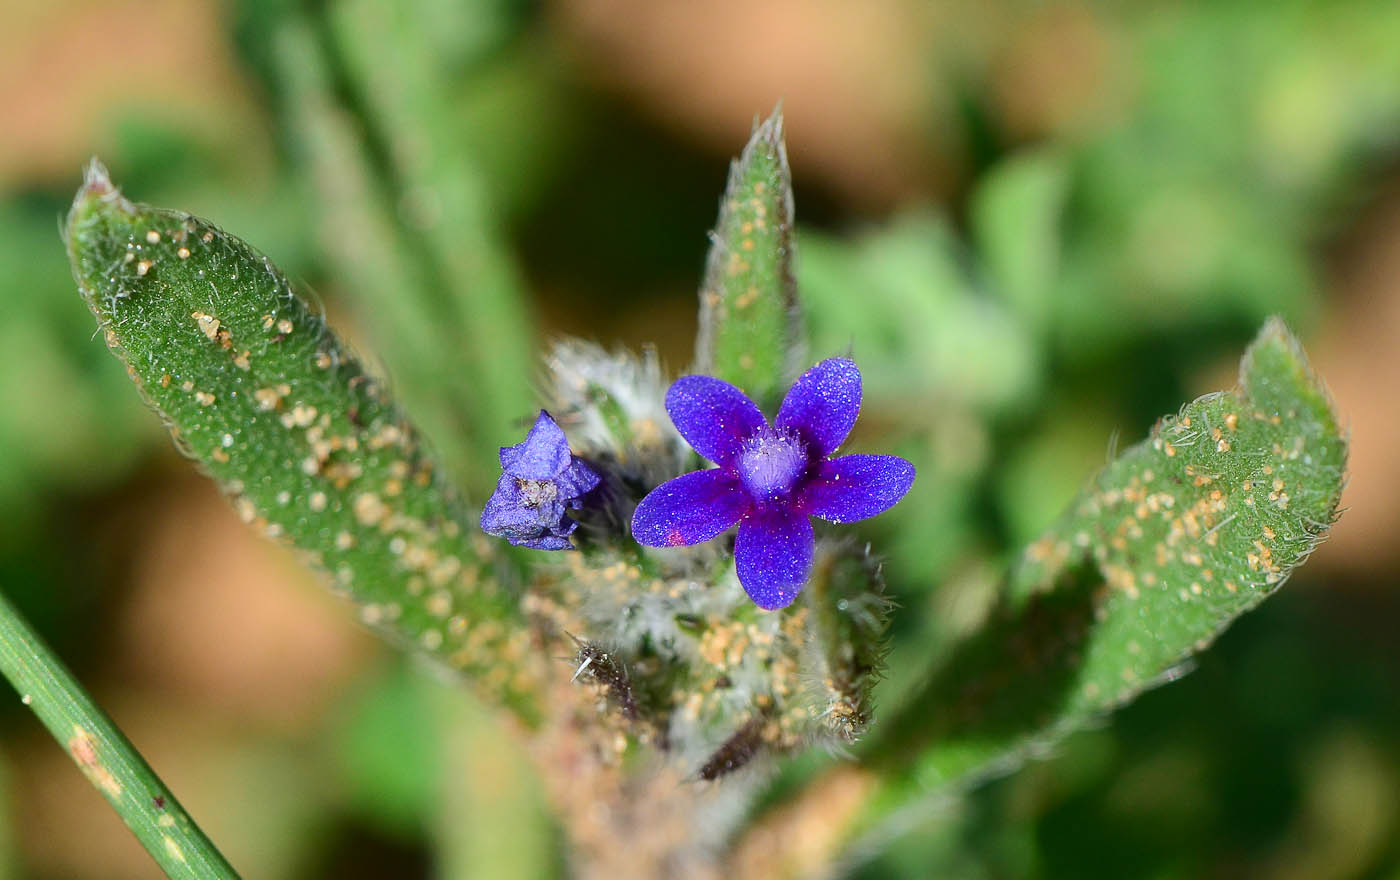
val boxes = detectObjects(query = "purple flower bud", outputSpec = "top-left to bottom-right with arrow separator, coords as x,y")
481,411 -> 600,550
632,358 -> 915,609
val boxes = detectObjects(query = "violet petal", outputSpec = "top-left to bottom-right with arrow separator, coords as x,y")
499,411 -> 572,479
666,375 -> 768,465
555,458 -> 602,501
511,533 -> 575,551
776,358 -> 862,456
735,507 -> 814,610
480,475 -> 528,529
801,454 -> 916,524
632,469 -> 748,547
481,473 -> 567,535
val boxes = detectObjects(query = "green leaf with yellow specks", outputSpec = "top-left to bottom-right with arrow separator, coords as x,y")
695,109 -> 802,407
849,318 -> 1346,852
64,162 -> 544,721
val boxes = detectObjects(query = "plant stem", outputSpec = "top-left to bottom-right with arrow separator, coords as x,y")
0,589 -> 239,879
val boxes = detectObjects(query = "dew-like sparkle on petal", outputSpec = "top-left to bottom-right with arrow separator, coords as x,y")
737,429 -> 807,501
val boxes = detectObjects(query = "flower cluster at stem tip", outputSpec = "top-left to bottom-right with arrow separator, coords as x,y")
480,359 -> 915,610
632,358 -> 914,609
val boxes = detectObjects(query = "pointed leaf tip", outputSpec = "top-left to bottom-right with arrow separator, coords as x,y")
82,157 -> 112,193
695,108 -> 803,406
75,158 -> 130,211
747,105 -> 787,156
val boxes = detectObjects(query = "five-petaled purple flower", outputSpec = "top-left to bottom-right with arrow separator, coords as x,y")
481,411 -> 600,550
631,358 -> 915,610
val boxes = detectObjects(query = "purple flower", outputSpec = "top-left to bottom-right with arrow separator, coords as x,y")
631,358 -> 914,610
481,411 -> 600,550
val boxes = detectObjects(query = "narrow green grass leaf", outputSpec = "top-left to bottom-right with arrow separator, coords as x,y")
850,318 -> 1345,852
0,590 -> 239,879
64,164 -> 541,719
326,0 -> 536,487
695,110 -> 802,407
267,16 -> 487,491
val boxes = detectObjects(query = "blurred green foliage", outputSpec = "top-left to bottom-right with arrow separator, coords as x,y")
2,0 -> 1398,877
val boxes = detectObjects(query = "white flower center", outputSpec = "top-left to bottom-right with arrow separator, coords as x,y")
737,430 -> 807,500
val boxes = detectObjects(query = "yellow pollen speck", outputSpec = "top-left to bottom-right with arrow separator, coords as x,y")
253,387 -> 282,411
276,319 -> 294,335
309,492 -> 328,512
158,814 -> 176,828
136,260 -> 153,276
67,726 -> 122,799
421,629 -> 444,650
426,591 -> 453,617
336,531 -> 355,550
146,230 -> 160,243
195,391 -> 215,406
286,404 -> 318,428
353,493 -> 387,526
177,247 -> 190,259
160,373 -> 171,388
191,312 -> 220,341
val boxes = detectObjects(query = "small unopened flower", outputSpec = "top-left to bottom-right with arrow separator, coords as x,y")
481,411 -> 600,550
631,358 -> 914,609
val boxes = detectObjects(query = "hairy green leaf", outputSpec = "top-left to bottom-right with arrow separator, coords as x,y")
695,109 -> 802,407
65,164 -> 541,719
853,318 -> 1345,849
